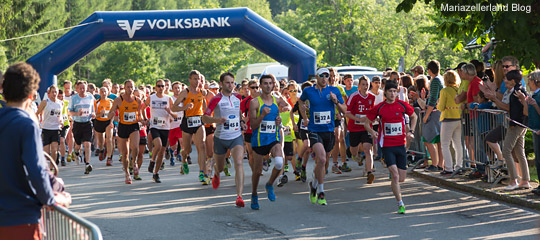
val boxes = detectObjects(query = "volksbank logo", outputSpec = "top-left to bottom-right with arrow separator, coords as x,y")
117,17 -> 231,39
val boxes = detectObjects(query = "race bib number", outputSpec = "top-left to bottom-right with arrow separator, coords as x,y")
355,114 -> 366,125
223,115 -> 240,132
284,126 -> 292,136
153,117 -> 167,127
300,119 -> 308,130
79,108 -> 90,117
174,115 -> 183,122
384,122 -> 403,136
187,116 -> 202,128
314,111 -> 331,125
123,112 -> 137,123
259,120 -> 276,134
63,114 -> 69,122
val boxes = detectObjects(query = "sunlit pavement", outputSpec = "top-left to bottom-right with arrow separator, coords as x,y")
58,147 -> 540,239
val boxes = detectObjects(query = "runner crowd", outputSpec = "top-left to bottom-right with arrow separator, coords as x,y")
1,55 -> 539,215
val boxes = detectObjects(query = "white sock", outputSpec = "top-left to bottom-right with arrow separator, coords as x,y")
317,184 -> 324,194
398,200 -> 404,206
312,177 -> 318,189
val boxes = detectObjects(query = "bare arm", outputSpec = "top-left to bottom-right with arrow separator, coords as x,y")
35,100 -> 47,117
107,97 -> 121,120
454,91 -> 467,104
249,99 -> 266,130
171,90 -> 187,112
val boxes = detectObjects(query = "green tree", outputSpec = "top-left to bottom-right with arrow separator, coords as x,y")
397,0 -> 540,70
96,41 -> 164,85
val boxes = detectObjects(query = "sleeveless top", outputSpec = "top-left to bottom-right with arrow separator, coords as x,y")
119,95 -> 139,125
42,99 -> 63,130
170,96 -> 184,129
251,96 -> 280,147
183,88 -> 205,117
95,98 -> 113,121
149,94 -> 171,130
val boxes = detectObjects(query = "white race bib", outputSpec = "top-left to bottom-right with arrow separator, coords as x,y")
284,126 -> 292,136
223,115 -> 240,132
153,117 -> 167,127
259,120 -> 276,134
187,116 -> 202,128
384,122 -> 403,136
314,111 -> 331,125
80,108 -> 90,117
300,119 -> 308,130
123,112 -> 137,123
355,114 -> 366,125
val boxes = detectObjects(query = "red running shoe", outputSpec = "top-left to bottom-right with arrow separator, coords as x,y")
235,196 -> 245,208
212,173 -> 220,189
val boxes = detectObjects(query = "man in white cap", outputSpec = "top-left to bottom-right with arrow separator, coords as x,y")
298,67 -> 346,205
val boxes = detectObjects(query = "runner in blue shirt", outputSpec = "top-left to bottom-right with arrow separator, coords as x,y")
299,68 -> 346,205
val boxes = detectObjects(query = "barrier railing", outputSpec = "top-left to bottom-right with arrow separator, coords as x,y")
407,107 -> 426,169
41,205 -> 103,240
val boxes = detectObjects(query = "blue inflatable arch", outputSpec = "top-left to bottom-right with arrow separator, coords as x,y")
27,7 -> 316,96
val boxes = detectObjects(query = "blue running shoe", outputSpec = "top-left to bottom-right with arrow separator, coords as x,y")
266,183 -> 276,201
251,195 -> 259,210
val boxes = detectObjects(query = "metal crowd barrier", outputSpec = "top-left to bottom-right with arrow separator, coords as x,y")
407,108 -> 427,169
461,108 -> 509,184
41,205 -> 103,240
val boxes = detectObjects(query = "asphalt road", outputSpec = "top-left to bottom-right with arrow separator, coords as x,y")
57,146 -> 540,239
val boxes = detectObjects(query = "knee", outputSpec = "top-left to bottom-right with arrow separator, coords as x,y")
274,156 -> 284,170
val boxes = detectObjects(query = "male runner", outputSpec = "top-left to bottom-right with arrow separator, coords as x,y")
68,81 -> 95,174
36,85 -> 63,165
168,81 -> 185,169
94,87 -> 113,162
249,74 -> 291,210
364,80 -> 417,214
203,72 -> 246,207
172,70 -> 209,185
345,76 -> 376,183
299,68 -> 346,205
144,79 -> 176,183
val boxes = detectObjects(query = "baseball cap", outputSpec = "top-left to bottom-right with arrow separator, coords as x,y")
410,65 -> 424,74
316,68 -> 330,76
454,62 -> 467,70
209,82 -> 219,89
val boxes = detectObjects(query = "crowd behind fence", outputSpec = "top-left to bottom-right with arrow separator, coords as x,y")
407,108 -> 510,184
41,205 -> 103,240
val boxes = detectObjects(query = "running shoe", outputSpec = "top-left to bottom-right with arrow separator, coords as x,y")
277,174 -> 288,187
397,205 -> 406,214
125,175 -> 132,184
61,160 -> 66,166
106,157 -> 113,166
160,162 -> 165,170
199,172 -> 205,182
212,173 -> 220,189
182,162 -> 189,175
340,163 -> 352,172
67,152 -> 73,162
148,161 -> 155,173
176,152 -> 181,162
226,157 -> 232,168
153,173 -> 161,183
84,164 -> 93,174
308,180 -> 317,204
251,195 -> 259,210
236,196 -> 245,208
295,159 -> 302,171
262,159 -> 269,172
301,169 -> 307,182
284,164 -> 289,173
265,183 -> 276,201
224,164 -> 231,176
317,192 -> 327,205
424,165 -> 439,172
440,170 -> 453,175
203,175 -> 210,185
358,156 -> 364,166
332,165 -> 342,174
94,148 -> 100,156
367,172 -> 375,184
118,154 -> 122,162
170,154 -> 175,166
295,175 -> 301,181
187,156 -> 192,164
133,174 -> 142,181
149,152 -> 152,158
129,167 -> 133,176
99,149 -> 106,161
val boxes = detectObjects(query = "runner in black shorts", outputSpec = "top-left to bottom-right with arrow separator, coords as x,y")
68,81 -> 96,175
291,81 -> 313,182
299,68 -> 346,206
364,80 -> 417,214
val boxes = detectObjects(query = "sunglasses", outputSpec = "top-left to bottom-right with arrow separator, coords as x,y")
318,74 -> 329,78
156,85 -> 165,88
503,65 -> 514,69
289,89 -> 298,92
250,86 -> 259,89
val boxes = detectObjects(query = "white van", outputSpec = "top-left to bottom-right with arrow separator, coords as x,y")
261,64 -> 288,81
236,62 -> 280,83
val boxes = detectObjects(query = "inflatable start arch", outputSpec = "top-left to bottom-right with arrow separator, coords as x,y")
27,7 -> 317,96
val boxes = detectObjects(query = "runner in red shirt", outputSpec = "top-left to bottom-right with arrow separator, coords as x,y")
240,80 -> 260,170
364,80 -> 417,214
345,76 -> 376,183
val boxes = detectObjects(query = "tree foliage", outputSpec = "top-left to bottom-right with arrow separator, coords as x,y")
397,0 -> 540,70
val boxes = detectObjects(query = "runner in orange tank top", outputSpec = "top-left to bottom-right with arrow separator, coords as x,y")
172,70 -> 210,184
108,80 -> 146,184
